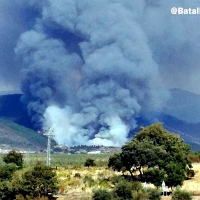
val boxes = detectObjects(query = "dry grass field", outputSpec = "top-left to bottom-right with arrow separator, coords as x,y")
160,163 -> 200,200
182,163 -> 200,194
182,163 -> 200,200
55,163 -> 200,200
56,166 -> 118,198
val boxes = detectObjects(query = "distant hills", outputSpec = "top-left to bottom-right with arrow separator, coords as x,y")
0,94 -> 33,129
0,118 -> 46,151
135,114 -> 200,151
131,88 -> 200,151
0,94 -> 47,151
164,88 -> 200,123
162,88 -> 200,150
0,89 -> 200,151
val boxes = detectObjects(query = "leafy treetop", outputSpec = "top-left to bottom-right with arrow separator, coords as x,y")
108,123 -> 194,188
3,150 -> 23,168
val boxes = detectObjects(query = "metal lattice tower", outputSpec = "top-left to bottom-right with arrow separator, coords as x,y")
25,151 -> 29,165
44,128 -> 54,166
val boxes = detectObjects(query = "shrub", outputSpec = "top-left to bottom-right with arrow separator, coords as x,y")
186,168 -> 195,179
0,163 -> 17,181
20,163 -> 58,197
96,174 -> 110,188
84,158 -> 96,167
172,188 -> 192,200
147,188 -> 161,200
112,180 -> 133,200
16,195 -> 48,200
130,182 -> 148,200
74,173 -> 81,178
131,181 -> 143,192
83,175 -> 95,187
92,189 -> 112,200
110,175 -> 124,185
67,179 -> 81,188
72,164 -> 82,169
131,189 -> 149,200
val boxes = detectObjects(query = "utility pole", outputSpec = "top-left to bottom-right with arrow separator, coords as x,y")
25,151 -> 29,165
44,128 -> 54,166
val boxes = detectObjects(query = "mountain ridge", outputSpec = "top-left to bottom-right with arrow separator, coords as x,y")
164,88 -> 200,123
0,118 -> 46,151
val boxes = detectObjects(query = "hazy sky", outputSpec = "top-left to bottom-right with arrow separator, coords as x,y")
1,0 -> 200,146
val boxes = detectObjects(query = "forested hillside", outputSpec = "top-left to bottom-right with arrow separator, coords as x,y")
0,118 -> 46,151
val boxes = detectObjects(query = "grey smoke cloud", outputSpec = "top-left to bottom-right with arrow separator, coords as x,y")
12,0 -> 200,146
15,29 -> 83,127
0,1 -> 24,92
140,0 -> 200,93
0,0 -> 42,92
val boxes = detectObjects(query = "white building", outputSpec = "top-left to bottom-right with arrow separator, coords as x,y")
87,150 -> 101,154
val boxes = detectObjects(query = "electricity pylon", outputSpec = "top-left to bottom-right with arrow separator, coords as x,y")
25,151 -> 29,165
44,128 -> 54,166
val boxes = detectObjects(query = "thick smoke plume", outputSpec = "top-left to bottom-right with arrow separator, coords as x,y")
15,0 -> 200,146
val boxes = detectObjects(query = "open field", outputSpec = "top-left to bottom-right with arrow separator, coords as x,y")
182,163 -> 200,199
26,153 -> 112,167
0,153 -> 112,167
55,164 -> 120,199
54,159 -> 200,200
157,163 -> 200,200
1,153 -> 200,199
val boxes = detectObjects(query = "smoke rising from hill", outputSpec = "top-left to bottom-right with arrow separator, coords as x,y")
14,0 -> 200,146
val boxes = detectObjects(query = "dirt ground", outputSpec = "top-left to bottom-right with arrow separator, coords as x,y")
161,196 -> 200,200
55,194 -> 200,200
55,193 -> 91,200
159,163 -> 200,200
55,195 -> 200,200
192,197 -> 200,200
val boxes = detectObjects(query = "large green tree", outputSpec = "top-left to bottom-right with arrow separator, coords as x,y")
0,163 -> 17,182
108,123 -> 194,188
0,162 -> 58,199
3,150 -> 23,168
20,162 -> 58,198
0,151 -> 23,199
